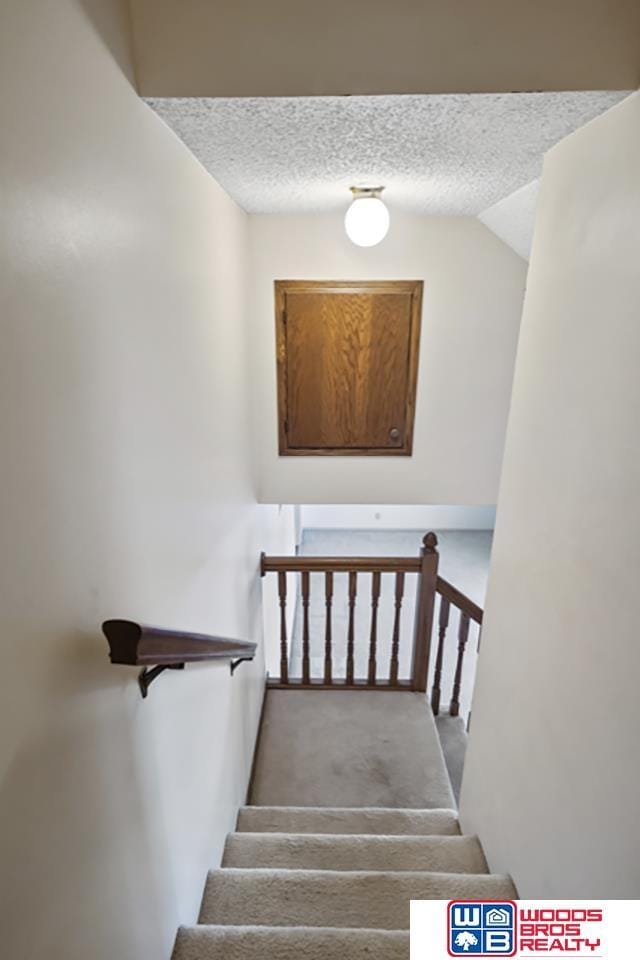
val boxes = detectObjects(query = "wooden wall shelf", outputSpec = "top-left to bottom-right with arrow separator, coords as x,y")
102,620 -> 256,697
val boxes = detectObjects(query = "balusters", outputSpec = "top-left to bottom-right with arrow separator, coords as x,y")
430,596 -> 450,715
324,571 -> 333,684
261,535 -> 483,694
301,570 -> 310,685
368,571 -> 382,684
278,571 -> 288,684
450,611 -> 470,717
346,571 -> 357,685
389,571 -> 405,685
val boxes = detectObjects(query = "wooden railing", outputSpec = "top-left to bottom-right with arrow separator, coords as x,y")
430,579 -> 482,717
261,532 -> 482,711
102,620 -> 257,697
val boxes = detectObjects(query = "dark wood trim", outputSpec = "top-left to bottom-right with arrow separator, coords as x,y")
430,595 -> 450,715
301,570 -> 311,685
324,571 -> 334,683
261,556 -> 487,621
277,572 -> 289,683
267,678 -> 415,691
245,677 -> 269,806
276,281 -> 423,293
275,279 -> 422,457
450,612 -> 471,717
436,576 -> 483,624
259,534 -> 483,698
410,533 -> 439,692
346,570 -> 357,685
261,555 -> 421,575
102,620 -> 256,666
272,445 -> 422,457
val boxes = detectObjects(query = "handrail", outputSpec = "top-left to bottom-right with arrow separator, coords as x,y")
102,620 -> 256,697
260,556 -> 482,624
261,554 -> 421,575
436,576 -> 483,625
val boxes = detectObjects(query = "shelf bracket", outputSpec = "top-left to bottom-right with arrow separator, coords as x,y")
230,656 -> 254,676
138,663 -> 185,699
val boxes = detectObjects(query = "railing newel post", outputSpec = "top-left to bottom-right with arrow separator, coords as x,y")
411,532 -> 439,694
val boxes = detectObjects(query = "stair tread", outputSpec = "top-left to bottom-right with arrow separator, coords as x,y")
237,805 -> 460,836
175,925 -> 409,960
200,867 -> 516,928
223,831 -> 487,873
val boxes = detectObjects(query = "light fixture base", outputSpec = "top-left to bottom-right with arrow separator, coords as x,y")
349,186 -> 385,200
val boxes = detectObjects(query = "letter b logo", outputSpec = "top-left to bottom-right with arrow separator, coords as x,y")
485,931 -> 513,953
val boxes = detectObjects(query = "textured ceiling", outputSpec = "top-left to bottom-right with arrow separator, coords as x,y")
479,180 -> 541,260
148,91 -> 628,218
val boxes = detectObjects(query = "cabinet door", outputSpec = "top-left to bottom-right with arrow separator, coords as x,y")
275,280 -> 422,455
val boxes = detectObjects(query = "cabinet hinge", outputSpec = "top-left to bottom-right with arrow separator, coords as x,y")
284,419 -> 289,433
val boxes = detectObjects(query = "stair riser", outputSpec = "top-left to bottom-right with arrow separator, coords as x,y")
223,833 -> 487,874
237,807 -> 460,836
174,926 -> 409,960
200,869 -> 517,929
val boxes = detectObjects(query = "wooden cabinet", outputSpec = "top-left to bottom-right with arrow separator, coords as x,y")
275,280 -> 423,455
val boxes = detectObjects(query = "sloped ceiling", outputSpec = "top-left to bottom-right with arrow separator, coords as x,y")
479,180 -> 541,261
148,90 -> 631,260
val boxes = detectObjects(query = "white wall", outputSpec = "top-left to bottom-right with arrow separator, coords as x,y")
459,93 -> 640,898
0,2 -> 294,959
300,505 -> 496,530
248,213 -> 527,505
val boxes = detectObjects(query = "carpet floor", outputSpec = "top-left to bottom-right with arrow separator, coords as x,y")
173,685 -> 515,960
249,689 -> 455,809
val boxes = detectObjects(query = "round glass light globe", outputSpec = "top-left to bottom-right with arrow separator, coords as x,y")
344,196 -> 390,247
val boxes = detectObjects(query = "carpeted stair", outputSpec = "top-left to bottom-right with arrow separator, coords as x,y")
173,692 -> 515,958
174,805 -> 516,959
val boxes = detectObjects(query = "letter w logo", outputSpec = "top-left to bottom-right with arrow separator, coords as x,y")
452,907 -> 481,927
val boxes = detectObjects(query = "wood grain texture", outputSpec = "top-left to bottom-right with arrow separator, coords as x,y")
275,280 -> 422,456
102,620 -> 256,666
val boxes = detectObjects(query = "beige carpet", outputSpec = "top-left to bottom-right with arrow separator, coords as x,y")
199,867 -> 515,928
222,832 -> 487,873
173,688 -> 516,959
237,804 -> 460,835
174,926 -> 409,960
249,690 -> 455,809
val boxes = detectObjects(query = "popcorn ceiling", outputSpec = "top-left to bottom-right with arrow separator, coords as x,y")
147,91 -> 628,256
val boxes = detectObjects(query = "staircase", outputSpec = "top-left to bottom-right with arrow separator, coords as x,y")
172,691 -> 516,959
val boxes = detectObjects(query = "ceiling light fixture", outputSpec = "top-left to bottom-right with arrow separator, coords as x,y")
344,186 -> 389,247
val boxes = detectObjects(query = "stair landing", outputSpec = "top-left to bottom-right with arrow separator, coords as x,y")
249,690 -> 455,809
